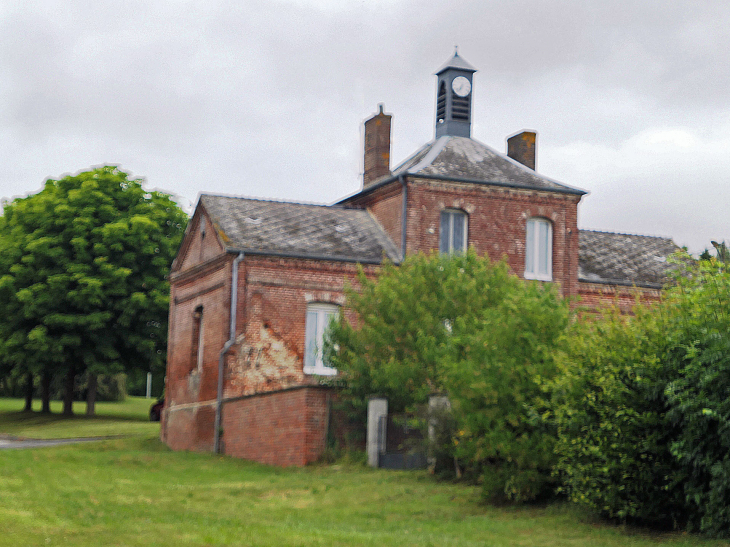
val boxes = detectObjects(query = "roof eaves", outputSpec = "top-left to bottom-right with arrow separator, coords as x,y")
412,173 -> 588,196
225,247 -> 399,265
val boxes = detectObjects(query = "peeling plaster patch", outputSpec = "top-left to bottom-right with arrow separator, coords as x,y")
187,369 -> 201,395
228,326 -> 305,396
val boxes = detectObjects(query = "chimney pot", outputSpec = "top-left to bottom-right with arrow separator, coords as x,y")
507,131 -> 537,171
363,105 -> 392,187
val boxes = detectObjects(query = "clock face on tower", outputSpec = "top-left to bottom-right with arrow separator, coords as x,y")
452,76 -> 471,97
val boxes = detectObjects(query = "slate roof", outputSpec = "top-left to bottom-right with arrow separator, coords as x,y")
436,52 -> 477,74
199,194 -> 401,264
391,136 -> 586,195
578,230 -> 680,289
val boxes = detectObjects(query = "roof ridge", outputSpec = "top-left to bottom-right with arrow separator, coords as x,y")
200,193 -> 348,210
580,228 -> 676,241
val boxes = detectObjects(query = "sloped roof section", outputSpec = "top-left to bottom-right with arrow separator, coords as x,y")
392,136 -> 585,195
579,230 -> 681,288
436,52 -> 477,74
200,194 -> 401,264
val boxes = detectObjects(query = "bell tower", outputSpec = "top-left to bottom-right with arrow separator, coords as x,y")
435,50 -> 477,139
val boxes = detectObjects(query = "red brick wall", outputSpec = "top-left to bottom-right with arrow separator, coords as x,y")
225,255 -> 374,399
577,281 -> 662,314
345,183 -> 404,256
221,386 -> 330,467
403,178 -> 581,298
346,177 -> 581,297
162,205 -> 235,452
163,403 -> 216,453
163,225 -> 378,457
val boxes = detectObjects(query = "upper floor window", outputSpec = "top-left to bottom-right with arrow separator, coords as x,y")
304,303 -> 339,376
525,218 -> 552,281
440,209 -> 467,254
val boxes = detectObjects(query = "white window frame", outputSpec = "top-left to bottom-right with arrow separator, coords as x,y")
440,209 -> 468,254
304,303 -> 339,376
524,217 -> 553,281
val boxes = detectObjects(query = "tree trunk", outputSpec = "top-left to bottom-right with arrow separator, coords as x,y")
86,373 -> 97,416
63,366 -> 75,416
41,371 -> 51,414
23,370 -> 33,412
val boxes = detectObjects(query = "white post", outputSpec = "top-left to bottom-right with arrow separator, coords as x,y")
146,372 -> 152,399
428,395 -> 451,468
367,397 -> 388,467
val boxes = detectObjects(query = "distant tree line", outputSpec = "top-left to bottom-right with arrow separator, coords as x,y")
0,167 -> 187,415
327,249 -> 730,537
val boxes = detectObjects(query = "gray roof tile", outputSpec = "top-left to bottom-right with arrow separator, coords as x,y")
200,194 -> 401,264
579,230 -> 680,288
392,136 -> 586,195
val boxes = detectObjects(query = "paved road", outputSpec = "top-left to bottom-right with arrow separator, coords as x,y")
0,437 -> 110,449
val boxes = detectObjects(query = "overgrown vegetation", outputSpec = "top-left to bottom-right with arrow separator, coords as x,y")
553,257 -> 730,536
329,250 -> 730,537
327,250 -> 570,503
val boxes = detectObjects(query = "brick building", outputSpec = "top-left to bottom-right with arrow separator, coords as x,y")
160,52 -> 678,465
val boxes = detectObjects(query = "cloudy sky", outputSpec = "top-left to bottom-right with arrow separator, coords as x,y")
2,0 -> 729,254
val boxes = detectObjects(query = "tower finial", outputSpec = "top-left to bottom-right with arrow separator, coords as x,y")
454,45 -> 459,56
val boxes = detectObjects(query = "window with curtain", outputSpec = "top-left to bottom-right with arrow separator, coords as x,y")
439,209 -> 467,254
304,303 -> 339,376
525,217 -> 552,281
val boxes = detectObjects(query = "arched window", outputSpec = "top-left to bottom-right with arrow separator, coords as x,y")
525,218 -> 552,281
440,209 -> 468,254
304,303 -> 339,376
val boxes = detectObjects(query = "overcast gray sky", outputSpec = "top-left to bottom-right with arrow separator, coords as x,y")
2,0 -> 729,254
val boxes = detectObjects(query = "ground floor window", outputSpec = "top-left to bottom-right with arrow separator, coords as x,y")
304,303 -> 339,376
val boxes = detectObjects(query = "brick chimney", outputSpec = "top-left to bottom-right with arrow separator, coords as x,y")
507,130 -> 537,171
363,104 -> 392,187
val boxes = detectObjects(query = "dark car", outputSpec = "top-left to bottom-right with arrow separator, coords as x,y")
149,398 -> 164,422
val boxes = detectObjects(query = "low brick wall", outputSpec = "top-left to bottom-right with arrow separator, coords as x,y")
162,402 -> 216,453
221,386 -> 331,467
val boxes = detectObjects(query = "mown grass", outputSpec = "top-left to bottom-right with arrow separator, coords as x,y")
0,398 -> 726,546
0,396 -> 158,439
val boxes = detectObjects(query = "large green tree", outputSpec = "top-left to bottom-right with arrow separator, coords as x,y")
0,167 -> 187,415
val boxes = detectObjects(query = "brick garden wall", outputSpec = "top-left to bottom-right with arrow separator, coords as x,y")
221,386 -> 331,467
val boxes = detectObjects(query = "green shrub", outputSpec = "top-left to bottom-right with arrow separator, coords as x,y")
663,260 -> 730,536
328,250 -> 570,502
553,258 -> 730,536
551,307 -> 685,527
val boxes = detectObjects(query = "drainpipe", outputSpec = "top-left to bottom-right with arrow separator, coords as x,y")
214,251 -> 244,454
399,174 -> 407,260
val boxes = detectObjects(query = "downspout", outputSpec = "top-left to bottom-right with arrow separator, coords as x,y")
399,174 -> 407,260
214,251 -> 244,454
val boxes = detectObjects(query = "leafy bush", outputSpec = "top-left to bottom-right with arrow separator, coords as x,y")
553,258 -> 730,536
663,260 -> 730,536
551,307 -> 685,527
327,250 -> 570,502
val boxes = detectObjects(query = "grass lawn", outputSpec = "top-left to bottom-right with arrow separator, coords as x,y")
0,396 -> 159,439
0,398 -> 726,546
